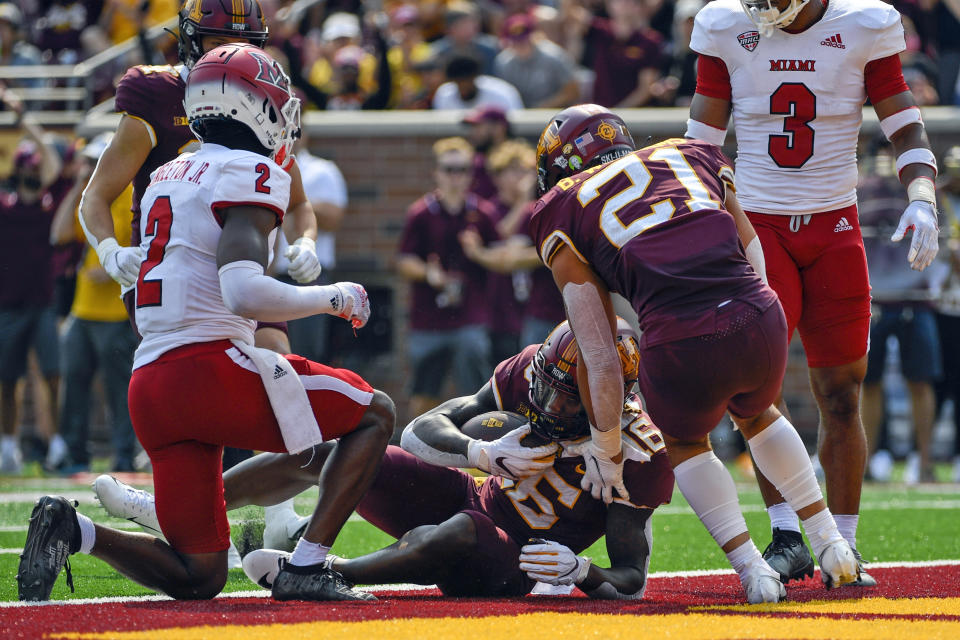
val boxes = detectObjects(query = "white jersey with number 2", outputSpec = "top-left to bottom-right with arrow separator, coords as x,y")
690,0 -> 904,215
133,143 -> 291,369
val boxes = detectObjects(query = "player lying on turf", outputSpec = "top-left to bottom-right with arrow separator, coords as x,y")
16,46 -> 393,603
99,319 -> 675,599
528,104 -> 862,603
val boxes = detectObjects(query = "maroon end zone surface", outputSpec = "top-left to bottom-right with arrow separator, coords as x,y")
2,565 -> 958,638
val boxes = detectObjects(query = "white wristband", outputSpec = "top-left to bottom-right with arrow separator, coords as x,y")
879,107 -> 922,140
896,148 -> 938,177
906,177 -> 937,206
94,236 -> 121,267
590,423 -> 622,459
685,118 -> 727,147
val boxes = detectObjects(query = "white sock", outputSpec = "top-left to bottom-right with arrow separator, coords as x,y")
673,451 -> 748,547
767,502 -> 801,534
1,435 -> 14,452
726,539 -> 764,575
288,538 -> 330,567
76,512 -> 96,554
748,417 -> 824,512
801,507 -> 843,559
833,514 -> 858,549
264,498 -> 297,521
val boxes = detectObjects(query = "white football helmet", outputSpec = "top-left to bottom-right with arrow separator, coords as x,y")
739,0 -> 810,38
184,43 -> 301,165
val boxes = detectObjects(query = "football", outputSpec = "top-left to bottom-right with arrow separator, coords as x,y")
461,410 -> 546,446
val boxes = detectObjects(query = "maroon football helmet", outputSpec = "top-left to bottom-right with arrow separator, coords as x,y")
177,0 -> 268,68
536,104 -> 636,196
528,317 -> 641,441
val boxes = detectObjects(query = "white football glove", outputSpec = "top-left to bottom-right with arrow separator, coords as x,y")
466,425 -> 558,480
284,236 -> 323,283
570,439 -> 628,505
519,539 -> 591,586
95,237 -> 143,289
330,282 -> 371,328
891,201 -> 939,271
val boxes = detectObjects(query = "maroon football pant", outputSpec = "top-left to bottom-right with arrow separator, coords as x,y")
637,301 -> 788,441
357,446 -> 532,596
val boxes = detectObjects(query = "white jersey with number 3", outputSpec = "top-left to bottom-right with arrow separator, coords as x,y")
133,143 -> 291,369
690,0 -> 904,214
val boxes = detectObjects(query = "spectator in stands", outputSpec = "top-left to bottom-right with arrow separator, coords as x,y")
429,2 -> 499,74
432,54 -> 523,111
48,133 -> 138,473
306,12 -> 378,106
0,3 -> 42,77
99,0 -> 177,44
460,140 -> 534,362
400,53 -> 446,109
492,13 -> 579,108
932,0 -> 960,105
318,29 -> 393,110
654,0 -> 703,107
274,127 -> 348,364
859,145 -> 943,484
0,96 -> 64,475
458,140 -> 566,348
935,146 -> 960,482
462,104 -> 511,200
385,4 -> 433,108
32,0 -> 102,63
396,137 -> 499,421
565,0 -> 665,107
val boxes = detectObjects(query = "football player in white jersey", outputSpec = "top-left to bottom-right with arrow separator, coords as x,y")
17,45 -> 394,603
686,0 -> 940,587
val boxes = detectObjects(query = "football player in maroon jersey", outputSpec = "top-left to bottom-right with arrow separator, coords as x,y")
527,104 -> 861,603
95,319 -> 676,599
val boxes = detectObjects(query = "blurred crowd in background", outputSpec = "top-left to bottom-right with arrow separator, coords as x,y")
1,0 -> 960,484
0,0 -> 959,110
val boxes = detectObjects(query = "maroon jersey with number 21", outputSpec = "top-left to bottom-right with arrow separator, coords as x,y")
529,138 -> 777,348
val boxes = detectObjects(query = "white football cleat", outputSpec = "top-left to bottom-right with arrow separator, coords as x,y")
243,548 -> 291,589
530,582 -> 576,596
263,511 -> 311,553
243,548 -> 342,589
818,539 -> 858,589
740,558 -> 786,604
93,475 -> 163,537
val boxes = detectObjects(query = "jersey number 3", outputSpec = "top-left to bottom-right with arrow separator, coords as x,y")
136,196 -> 172,308
769,82 -> 816,168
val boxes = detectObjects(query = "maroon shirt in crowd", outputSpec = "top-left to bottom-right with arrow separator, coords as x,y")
114,64 -> 197,246
517,205 -> 565,327
480,344 -> 674,551
530,139 -> 777,348
0,190 -> 59,308
587,18 -> 664,107
399,192 -> 500,331
469,152 -> 498,202
486,198 -> 525,335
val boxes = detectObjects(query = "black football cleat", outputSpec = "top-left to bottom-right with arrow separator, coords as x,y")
17,496 -> 80,601
762,527 -> 815,584
841,548 -> 878,587
272,562 -> 377,602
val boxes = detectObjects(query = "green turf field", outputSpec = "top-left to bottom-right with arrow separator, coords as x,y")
2,461 -> 958,602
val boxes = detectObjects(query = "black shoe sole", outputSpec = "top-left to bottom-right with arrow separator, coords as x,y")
17,497 -> 74,601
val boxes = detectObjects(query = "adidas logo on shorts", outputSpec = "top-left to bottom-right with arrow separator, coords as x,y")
834,217 -> 854,233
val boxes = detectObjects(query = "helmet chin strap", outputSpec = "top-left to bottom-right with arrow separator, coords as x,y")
742,0 -> 812,37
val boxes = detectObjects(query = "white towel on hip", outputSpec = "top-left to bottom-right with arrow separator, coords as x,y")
229,339 -> 324,454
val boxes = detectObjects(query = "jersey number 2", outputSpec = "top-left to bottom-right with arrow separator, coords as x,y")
769,82 -> 816,168
136,196 -> 172,308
